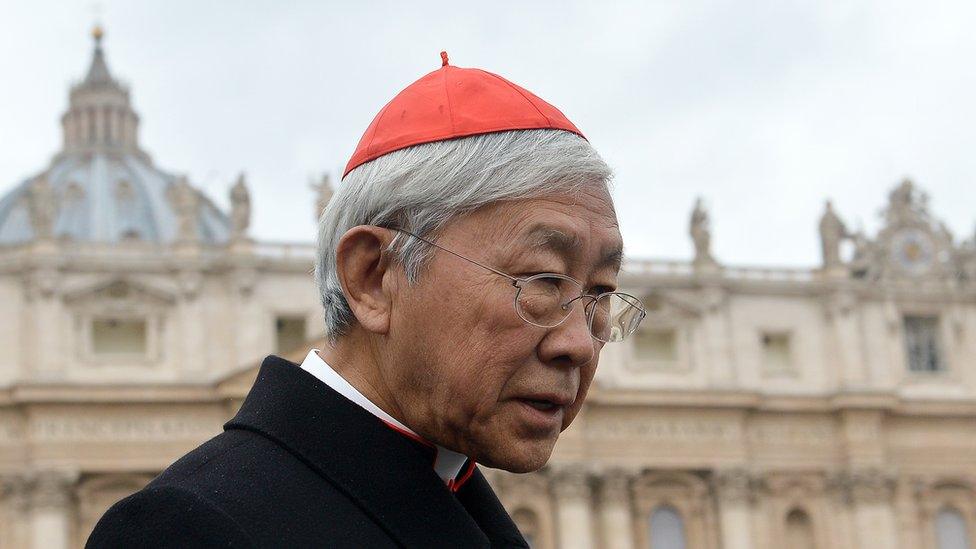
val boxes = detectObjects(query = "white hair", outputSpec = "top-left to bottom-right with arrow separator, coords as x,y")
315,129 -> 613,342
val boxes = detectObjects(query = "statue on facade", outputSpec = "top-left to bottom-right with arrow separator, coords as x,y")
26,174 -> 57,241
849,230 -> 877,278
311,173 -> 334,221
229,172 -> 251,240
819,200 -> 849,269
169,176 -> 199,243
689,197 -> 715,266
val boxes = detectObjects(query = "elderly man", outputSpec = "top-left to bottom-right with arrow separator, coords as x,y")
87,53 -> 644,548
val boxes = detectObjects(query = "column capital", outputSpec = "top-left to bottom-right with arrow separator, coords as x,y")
28,470 -> 79,510
713,468 -> 755,504
551,464 -> 592,500
842,469 -> 897,504
0,472 -> 32,511
597,468 -> 633,505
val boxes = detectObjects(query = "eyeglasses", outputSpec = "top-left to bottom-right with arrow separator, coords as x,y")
388,228 -> 646,343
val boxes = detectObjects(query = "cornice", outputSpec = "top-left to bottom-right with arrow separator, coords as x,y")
586,387 -> 976,417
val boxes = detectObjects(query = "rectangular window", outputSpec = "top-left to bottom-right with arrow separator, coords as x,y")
92,318 -> 148,355
275,316 -> 307,355
761,332 -> 792,374
904,315 -> 943,372
634,328 -> 678,362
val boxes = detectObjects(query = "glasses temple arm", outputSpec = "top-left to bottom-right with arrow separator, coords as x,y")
391,229 -> 521,284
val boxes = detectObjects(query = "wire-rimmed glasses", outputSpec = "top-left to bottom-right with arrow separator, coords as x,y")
388,228 -> 646,343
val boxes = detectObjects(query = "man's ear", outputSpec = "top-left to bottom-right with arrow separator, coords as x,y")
335,226 -> 396,335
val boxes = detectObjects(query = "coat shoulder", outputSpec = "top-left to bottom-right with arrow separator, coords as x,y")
89,428 -> 398,548
86,483 -> 256,548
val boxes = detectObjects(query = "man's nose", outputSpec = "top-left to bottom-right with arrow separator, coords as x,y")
537,300 -> 596,367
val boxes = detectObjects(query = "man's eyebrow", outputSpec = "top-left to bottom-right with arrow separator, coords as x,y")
520,225 -> 624,273
522,226 -> 583,255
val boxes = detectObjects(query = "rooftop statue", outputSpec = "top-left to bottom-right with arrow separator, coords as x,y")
689,197 -> 716,267
230,173 -> 251,240
818,200 -> 849,269
312,173 -> 334,221
169,176 -> 200,243
26,175 -> 57,241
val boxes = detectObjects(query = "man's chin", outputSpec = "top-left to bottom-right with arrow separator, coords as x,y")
475,439 -> 556,473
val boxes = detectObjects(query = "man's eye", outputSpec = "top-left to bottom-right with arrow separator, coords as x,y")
590,285 -> 615,295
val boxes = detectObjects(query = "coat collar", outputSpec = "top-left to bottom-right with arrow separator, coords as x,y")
224,355 -> 528,548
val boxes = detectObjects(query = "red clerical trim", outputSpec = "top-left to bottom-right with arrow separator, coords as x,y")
449,460 -> 478,493
379,418 -> 476,491
380,419 -> 436,450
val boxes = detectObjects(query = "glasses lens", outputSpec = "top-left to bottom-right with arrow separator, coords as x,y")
516,275 -> 581,327
589,293 -> 645,342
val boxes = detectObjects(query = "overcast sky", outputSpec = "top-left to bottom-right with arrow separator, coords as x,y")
1,0 -> 974,266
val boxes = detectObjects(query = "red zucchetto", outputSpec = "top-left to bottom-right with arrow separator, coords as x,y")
343,51 -> 585,178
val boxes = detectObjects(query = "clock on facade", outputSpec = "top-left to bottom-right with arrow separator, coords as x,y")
890,228 -> 935,276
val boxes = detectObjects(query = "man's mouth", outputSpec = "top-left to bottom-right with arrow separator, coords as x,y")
522,398 -> 560,412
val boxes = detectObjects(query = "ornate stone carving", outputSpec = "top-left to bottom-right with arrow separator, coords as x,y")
844,469 -> 897,504
229,172 -> 251,241
311,173 -> 334,222
714,469 -> 754,504
689,197 -> 716,268
551,464 -> 592,500
29,470 -> 79,510
232,266 -> 258,297
824,289 -> 856,320
177,269 -> 204,299
598,468 -> 633,505
0,473 -> 31,512
24,267 -> 60,300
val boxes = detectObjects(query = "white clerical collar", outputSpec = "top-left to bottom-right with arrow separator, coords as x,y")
299,349 -> 470,486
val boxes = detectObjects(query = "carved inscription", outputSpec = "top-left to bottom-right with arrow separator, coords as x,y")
31,415 -> 221,442
588,415 -> 741,443
749,420 -> 834,446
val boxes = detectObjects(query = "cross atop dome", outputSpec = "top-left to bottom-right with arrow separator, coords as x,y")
81,24 -> 115,87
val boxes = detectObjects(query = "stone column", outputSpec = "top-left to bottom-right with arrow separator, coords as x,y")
598,469 -> 634,549
1,474 -> 31,549
29,471 -> 77,549
848,470 -> 898,549
553,467 -> 596,549
714,469 -> 753,549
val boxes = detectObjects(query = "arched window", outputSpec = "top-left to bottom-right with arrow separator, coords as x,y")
648,505 -> 686,549
511,508 -> 540,548
936,507 -> 972,549
785,508 -> 815,549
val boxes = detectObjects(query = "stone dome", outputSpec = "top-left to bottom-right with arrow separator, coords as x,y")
0,28 -> 230,246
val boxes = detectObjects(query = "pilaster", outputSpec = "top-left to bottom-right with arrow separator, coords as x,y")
28,470 -> 78,549
597,469 -> 634,549
552,465 -> 595,549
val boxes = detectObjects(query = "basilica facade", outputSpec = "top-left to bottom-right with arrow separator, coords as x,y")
0,30 -> 974,549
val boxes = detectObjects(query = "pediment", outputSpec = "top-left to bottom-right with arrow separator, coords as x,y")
62,277 -> 177,306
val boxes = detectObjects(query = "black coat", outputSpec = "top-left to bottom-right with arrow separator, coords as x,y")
87,355 -> 529,548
